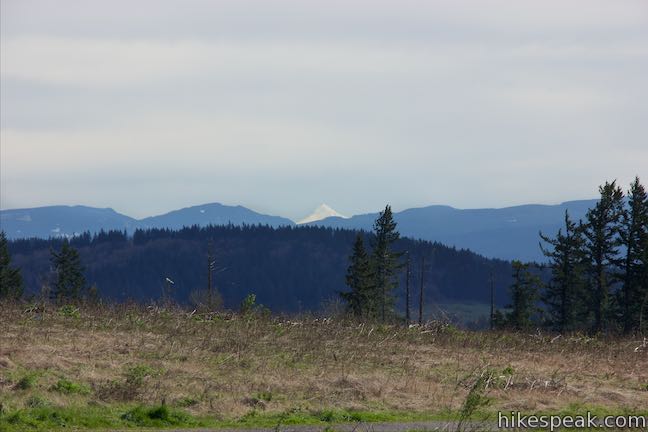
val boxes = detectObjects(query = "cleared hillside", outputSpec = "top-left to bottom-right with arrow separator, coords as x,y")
1,304 -> 647,431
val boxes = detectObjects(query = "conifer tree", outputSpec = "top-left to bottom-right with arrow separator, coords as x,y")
50,240 -> 86,304
506,260 -> 541,330
370,205 -> 403,322
0,231 -> 24,300
340,234 -> 372,317
540,211 -> 587,332
640,243 -> 648,333
635,184 -> 648,334
582,181 -> 624,333
619,177 -> 648,333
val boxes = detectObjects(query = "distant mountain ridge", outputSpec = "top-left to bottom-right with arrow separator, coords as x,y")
306,200 -> 599,262
0,203 -> 294,240
136,203 -> 294,230
0,199 -> 599,262
0,206 -> 137,240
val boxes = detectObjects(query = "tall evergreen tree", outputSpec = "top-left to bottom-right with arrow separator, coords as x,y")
540,211 -> 587,332
582,181 -> 624,333
371,205 -> 403,322
50,240 -> 86,304
340,234 -> 372,317
640,242 -> 648,333
506,260 -> 541,330
619,177 -> 648,333
0,231 -> 24,300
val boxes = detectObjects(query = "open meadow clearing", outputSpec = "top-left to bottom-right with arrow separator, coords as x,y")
1,303 -> 647,431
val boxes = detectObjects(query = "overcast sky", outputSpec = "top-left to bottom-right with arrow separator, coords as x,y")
1,0 -> 647,220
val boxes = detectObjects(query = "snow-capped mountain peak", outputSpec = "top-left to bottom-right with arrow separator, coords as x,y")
297,204 -> 347,224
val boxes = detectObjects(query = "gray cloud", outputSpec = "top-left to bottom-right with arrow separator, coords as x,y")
1,0 -> 647,220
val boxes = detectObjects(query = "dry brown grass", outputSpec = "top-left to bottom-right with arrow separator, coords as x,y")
1,302 -> 647,420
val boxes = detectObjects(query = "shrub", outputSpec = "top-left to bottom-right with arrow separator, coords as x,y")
25,395 -> 49,408
175,397 -> 199,407
58,305 -> 80,319
96,365 -> 158,401
124,365 -> 157,387
14,373 -> 37,390
239,293 -> 271,318
316,409 -> 335,422
121,405 -> 193,427
457,370 -> 492,431
240,294 -> 257,314
50,378 -> 91,395
256,391 -> 272,402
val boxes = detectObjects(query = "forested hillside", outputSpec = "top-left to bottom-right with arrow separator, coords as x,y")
308,200 -> 598,262
8,225 -> 513,312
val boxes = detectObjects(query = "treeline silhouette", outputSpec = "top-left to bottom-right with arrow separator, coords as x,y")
5,224 -> 513,313
529,178 -> 648,334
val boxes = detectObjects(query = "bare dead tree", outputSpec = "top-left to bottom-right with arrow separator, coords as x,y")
490,271 -> 495,330
405,251 -> 411,325
419,255 -> 425,325
207,240 -> 216,308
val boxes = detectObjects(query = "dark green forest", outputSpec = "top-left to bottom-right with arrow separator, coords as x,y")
5,224 -> 513,313
530,178 -> 648,334
3,177 -> 645,334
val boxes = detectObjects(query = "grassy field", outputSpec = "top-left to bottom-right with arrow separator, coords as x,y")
1,303 -> 647,431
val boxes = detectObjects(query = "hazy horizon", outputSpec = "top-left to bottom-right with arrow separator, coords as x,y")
2,0 -> 647,220
0,195 -> 604,224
